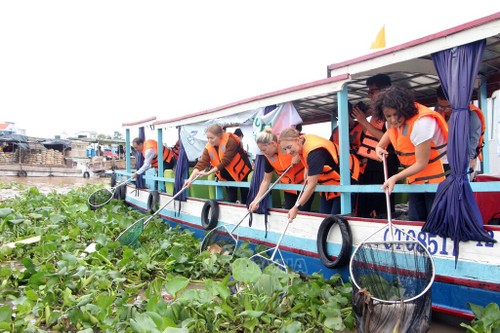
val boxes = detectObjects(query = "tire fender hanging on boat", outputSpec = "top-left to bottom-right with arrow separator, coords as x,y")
147,190 -> 160,214
17,170 -> 27,177
110,173 -> 117,188
83,171 -> 90,178
201,199 -> 219,230
316,214 -> 352,268
117,184 -> 127,201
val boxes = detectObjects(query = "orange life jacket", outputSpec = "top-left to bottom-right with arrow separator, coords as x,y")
331,122 -> 363,152
171,141 -> 180,161
388,104 -> 448,184
300,134 -> 351,200
331,123 -> 365,175
470,104 -> 486,161
142,139 -> 175,168
205,132 -> 251,181
265,144 -> 305,194
357,117 -> 384,161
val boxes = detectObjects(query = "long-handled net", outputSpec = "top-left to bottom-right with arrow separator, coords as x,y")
249,179 -> 308,272
88,177 -> 132,209
349,155 -> 435,333
200,164 -> 294,256
115,174 -> 201,247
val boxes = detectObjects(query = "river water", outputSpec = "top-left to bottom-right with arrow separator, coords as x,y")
0,176 -> 108,202
0,176 -> 467,332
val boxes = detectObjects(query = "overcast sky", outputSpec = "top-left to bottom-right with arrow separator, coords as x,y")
1,1 -> 499,139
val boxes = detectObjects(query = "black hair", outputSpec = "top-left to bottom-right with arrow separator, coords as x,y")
436,85 -> 446,99
373,86 -> 418,121
366,73 -> 392,89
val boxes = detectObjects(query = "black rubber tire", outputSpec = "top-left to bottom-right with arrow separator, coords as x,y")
316,215 -> 352,268
113,186 -> 121,200
117,184 -> 127,200
147,190 -> 160,214
83,171 -> 90,178
17,170 -> 27,177
201,199 -> 219,230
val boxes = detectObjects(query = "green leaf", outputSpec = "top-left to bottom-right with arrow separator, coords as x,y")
96,293 -> 115,311
164,276 -> 190,297
164,328 -> 189,333
238,310 -> 264,318
324,316 -> 345,330
130,313 -> 160,332
232,258 -> 261,283
280,321 -> 302,333
0,208 -> 13,218
50,214 -> 65,223
0,306 -> 12,324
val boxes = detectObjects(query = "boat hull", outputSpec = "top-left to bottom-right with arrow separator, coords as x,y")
124,186 -> 500,320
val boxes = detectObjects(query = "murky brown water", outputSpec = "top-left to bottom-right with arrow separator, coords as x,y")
0,176 -> 469,331
0,176 -> 109,201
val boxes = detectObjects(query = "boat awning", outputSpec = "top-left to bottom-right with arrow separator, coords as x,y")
0,133 -> 29,149
38,139 -> 72,151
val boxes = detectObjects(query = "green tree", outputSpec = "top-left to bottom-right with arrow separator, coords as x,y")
113,131 -> 123,140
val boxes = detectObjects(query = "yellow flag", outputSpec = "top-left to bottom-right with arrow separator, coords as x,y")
370,25 -> 386,49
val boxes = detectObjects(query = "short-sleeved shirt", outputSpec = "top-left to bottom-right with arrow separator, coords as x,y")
411,116 -> 447,158
307,148 -> 336,176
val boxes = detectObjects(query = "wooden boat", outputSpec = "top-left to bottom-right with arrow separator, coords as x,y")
117,14 -> 500,320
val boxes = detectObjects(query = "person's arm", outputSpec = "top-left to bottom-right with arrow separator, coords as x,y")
287,174 -> 318,222
288,149 -> 326,221
382,139 -> 431,195
185,149 -> 210,187
248,172 -> 273,212
375,131 -> 392,158
352,106 -> 385,140
132,148 -> 155,178
469,111 -> 482,159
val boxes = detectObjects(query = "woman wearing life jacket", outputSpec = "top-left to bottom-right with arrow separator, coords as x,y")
131,137 -> 177,180
185,124 -> 252,204
249,126 -> 314,211
352,74 -> 400,218
375,86 -> 448,222
279,127 -> 359,221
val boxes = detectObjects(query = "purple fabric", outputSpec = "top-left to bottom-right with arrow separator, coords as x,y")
424,40 -> 495,263
247,155 -> 269,228
174,128 -> 189,201
135,127 -> 146,189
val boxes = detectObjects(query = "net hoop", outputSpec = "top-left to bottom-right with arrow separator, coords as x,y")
115,216 -> 148,246
88,188 -> 113,208
199,223 -> 240,255
349,224 -> 435,304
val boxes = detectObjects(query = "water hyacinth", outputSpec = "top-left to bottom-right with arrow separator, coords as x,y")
0,183 -> 355,332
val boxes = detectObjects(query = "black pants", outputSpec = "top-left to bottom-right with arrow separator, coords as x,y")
357,155 -> 399,218
225,175 -> 249,204
283,191 -> 316,211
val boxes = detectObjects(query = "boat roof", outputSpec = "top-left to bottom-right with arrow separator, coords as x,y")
130,13 -> 500,129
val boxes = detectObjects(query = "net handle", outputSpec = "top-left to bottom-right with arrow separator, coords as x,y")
227,163 -> 296,234
112,176 -> 134,190
270,177 -> 308,261
143,172 -> 203,227
382,154 -> 394,241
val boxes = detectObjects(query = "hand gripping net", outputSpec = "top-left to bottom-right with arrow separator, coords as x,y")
349,154 -> 435,333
